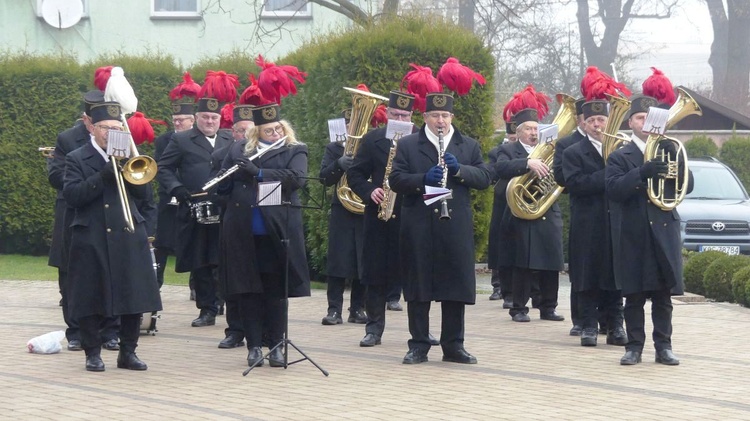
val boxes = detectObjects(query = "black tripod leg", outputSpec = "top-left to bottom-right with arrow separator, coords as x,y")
286,340 -> 329,376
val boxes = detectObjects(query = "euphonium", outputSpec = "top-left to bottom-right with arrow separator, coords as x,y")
505,93 -> 577,220
600,94 -> 632,160
377,132 -> 402,221
643,87 -> 702,211
336,87 -> 388,214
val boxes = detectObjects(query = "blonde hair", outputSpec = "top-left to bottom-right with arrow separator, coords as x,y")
243,119 -> 303,156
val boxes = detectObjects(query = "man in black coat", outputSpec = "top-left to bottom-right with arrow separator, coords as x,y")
157,97 -> 233,327
562,100 -> 626,347
318,109 -> 367,326
494,108 -> 565,323
47,90 -> 119,352
390,93 -> 491,365
606,94 -> 693,366
63,102 -> 162,372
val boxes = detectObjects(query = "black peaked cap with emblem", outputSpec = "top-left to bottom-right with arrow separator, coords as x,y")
252,103 -> 281,126
425,93 -> 454,113
628,95 -> 658,118
172,102 -> 195,116
389,91 -> 415,112
514,108 -> 539,126
233,105 -> 254,123
83,90 -> 105,116
196,97 -> 223,114
506,120 -> 516,135
574,97 -> 585,116
89,102 -> 122,124
341,108 -> 352,124
582,100 -> 609,119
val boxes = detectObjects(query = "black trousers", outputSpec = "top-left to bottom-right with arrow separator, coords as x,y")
237,292 -> 284,349
386,282 -> 402,303
570,289 -> 581,326
624,288 -> 673,353
326,276 -> 365,315
407,300 -> 464,354
153,247 -> 171,288
58,268 -> 79,341
491,266 -> 514,300
510,268 -> 558,316
192,266 -> 218,315
579,288 -> 624,330
79,313 -> 139,356
224,296 -> 244,338
364,284 -> 389,337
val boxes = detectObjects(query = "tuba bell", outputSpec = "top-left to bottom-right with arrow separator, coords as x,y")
336,87 -> 388,214
600,94 -> 632,161
643,87 -> 702,211
505,93 -> 577,220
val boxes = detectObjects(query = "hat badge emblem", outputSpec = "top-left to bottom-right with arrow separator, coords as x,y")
172,104 -> 182,113
239,107 -> 252,119
642,98 -> 657,109
397,96 -> 410,109
591,102 -> 604,113
106,105 -> 120,118
433,95 -> 447,108
207,99 -> 219,111
263,107 -> 277,120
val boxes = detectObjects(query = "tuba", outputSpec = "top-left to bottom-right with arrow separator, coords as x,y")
506,93 -> 577,220
336,87 -> 388,214
643,87 -> 702,211
600,94 -> 632,160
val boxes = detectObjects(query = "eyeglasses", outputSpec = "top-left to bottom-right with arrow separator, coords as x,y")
262,125 -> 285,136
426,112 -> 452,120
388,109 -> 412,120
172,117 -> 193,124
95,125 -> 123,131
232,128 -> 247,134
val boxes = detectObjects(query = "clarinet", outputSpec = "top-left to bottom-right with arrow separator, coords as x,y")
437,128 -> 451,220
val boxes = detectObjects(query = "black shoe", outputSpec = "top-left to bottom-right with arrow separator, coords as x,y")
347,308 -> 367,324
540,311 -> 565,321
428,333 -> 440,346
512,313 -> 530,322
268,347 -> 285,367
117,352 -> 148,370
569,325 -> 583,336
247,347 -> 264,367
599,325 -> 608,334
218,335 -> 245,349
620,350 -> 642,365
218,305 -> 225,316
606,326 -> 628,346
655,349 -> 680,366
321,310 -> 343,325
402,349 -> 428,364
502,298 -> 513,309
580,328 -> 598,347
191,312 -> 216,327
489,287 -> 502,301
387,301 -> 403,311
85,355 -> 105,372
359,333 -> 382,347
67,339 -> 83,351
442,348 -> 477,364
189,289 -> 195,301
102,339 -> 120,351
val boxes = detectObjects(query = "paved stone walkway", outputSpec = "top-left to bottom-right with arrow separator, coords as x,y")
1,278 -> 749,420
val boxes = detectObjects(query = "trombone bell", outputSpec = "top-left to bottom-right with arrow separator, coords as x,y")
122,156 -> 157,185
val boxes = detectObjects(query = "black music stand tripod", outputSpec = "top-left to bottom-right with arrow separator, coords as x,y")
243,176 -> 328,376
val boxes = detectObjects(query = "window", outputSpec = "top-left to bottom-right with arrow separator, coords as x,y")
261,0 -> 311,18
36,0 -> 89,18
151,0 -> 201,19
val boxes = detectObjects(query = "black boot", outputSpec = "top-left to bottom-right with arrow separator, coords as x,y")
117,351 -> 148,370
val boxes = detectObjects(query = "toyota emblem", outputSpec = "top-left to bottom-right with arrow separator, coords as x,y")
712,221 -> 726,232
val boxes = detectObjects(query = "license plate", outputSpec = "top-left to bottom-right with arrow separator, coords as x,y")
699,245 -> 740,255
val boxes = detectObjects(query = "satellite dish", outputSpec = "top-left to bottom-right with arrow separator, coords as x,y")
41,0 -> 83,30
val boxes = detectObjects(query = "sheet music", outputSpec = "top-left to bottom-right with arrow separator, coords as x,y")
258,181 -> 282,206
423,186 -> 452,206
538,124 -> 559,143
328,118 -> 347,143
386,120 -> 414,140
643,107 -> 670,135
106,130 -> 131,158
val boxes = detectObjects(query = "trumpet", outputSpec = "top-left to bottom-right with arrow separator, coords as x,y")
202,136 -> 287,191
38,147 -> 55,159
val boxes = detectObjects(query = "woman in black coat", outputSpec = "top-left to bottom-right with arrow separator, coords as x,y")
217,103 -> 310,368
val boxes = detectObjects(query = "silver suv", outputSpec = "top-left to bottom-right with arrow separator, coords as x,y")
678,157 -> 750,255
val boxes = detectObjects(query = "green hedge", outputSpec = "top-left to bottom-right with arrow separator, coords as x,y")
731,266 -> 750,307
702,254 -> 750,302
720,135 -> 750,192
683,250 -> 725,295
685,135 -> 718,158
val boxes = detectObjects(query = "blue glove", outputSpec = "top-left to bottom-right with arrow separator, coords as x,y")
443,153 -> 459,176
424,165 -> 444,187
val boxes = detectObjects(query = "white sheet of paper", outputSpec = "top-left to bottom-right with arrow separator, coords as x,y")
328,118 -> 348,143
643,107 -> 670,135
257,181 -> 282,206
386,119 -> 413,141
423,186 -> 452,205
539,124 -> 559,143
106,130 -> 131,158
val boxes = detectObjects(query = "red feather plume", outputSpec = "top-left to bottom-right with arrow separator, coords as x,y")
371,104 -> 387,127
437,57 -> 486,96
239,74 -> 269,106
503,85 -> 550,121
580,66 -> 631,100
220,103 -> 235,128
169,72 -> 201,101
642,67 -> 676,106
198,71 -> 240,103
94,66 -> 113,92
127,111 -> 166,145
255,55 -> 307,105
400,63 -> 442,113
356,83 -> 370,92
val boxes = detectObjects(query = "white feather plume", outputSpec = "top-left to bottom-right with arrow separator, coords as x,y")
104,67 -> 138,114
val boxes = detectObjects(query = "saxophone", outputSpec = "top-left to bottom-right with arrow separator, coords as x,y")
377,132 -> 403,221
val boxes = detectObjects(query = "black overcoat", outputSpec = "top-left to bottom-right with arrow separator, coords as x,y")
319,141 -> 363,279
156,127 -> 232,272
605,142 -> 691,296
347,127 -> 401,286
562,138 -> 616,292
63,143 -> 162,319
552,128 -> 585,187
494,141 -> 564,271
47,121 -> 89,268
389,125 -> 491,304
486,143 -> 513,269
218,140 -> 311,298
153,130 -> 178,250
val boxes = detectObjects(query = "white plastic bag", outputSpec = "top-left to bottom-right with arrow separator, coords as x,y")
27,330 -> 65,354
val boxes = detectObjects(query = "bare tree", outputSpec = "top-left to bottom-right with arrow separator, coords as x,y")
705,0 -> 750,112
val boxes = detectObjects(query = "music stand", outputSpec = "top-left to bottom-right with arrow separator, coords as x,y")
243,175 -> 328,376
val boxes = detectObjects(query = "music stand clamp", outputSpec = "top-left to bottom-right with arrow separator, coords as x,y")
243,176 -> 328,377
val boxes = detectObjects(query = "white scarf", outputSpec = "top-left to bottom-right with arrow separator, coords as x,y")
425,125 -> 454,158
90,136 -> 109,162
630,133 -> 646,154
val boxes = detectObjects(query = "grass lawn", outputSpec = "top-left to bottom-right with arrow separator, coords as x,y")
0,254 -> 325,289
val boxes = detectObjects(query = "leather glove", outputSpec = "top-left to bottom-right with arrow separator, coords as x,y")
659,139 -> 677,159
100,163 -> 116,182
172,186 -> 192,204
443,153 -> 459,176
424,165 -> 444,187
235,158 -> 260,176
639,158 -> 669,180
338,155 -> 354,171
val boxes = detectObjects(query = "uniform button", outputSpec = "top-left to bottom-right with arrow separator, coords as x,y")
416,188 -> 421,192
106,228 -> 111,233
434,209 -> 438,214
663,223 -> 667,226
460,179 -> 465,183
242,184 -> 247,189
542,216 -> 546,220
235,203 -> 240,207
649,221 -> 653,225
104,204 -> 109,208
